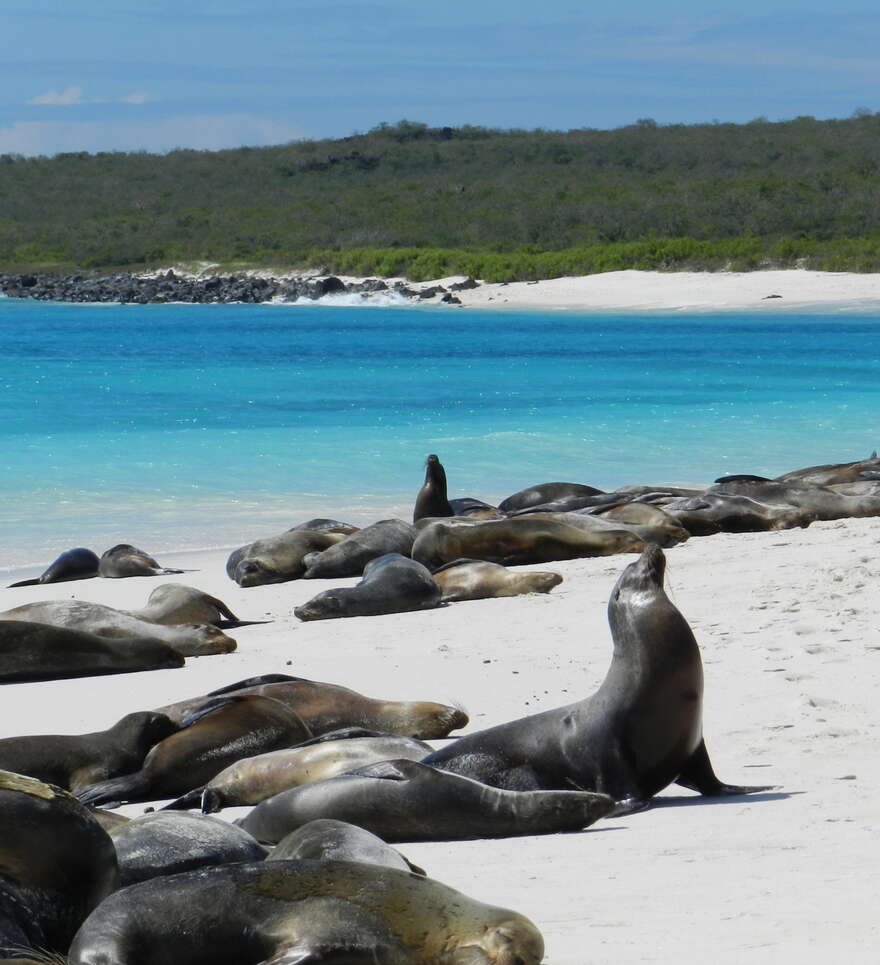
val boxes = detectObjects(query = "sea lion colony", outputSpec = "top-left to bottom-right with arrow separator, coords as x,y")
2,452 -> 876,961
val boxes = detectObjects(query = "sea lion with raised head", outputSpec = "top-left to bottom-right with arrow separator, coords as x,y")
0,599 -> 236,657
423,544 -> 773,811
154,674 -> 468,738
0,711 -> 177,792
68,860 -> 546,965
302,518 -> 417,579
238,758 -> 615,844
268,819 -> 425,875
432,559 -> 563,602
0,621 -> 184,683
7,547 -> 100,588
226,529 -> 347,587
413,453 -> 454,522
97,544 -> 187,578
166,732 -> 434,812
109,811 -> 267,887
0,770 -> 118,958
412,515 -> 646,570
295,553 -> 441,621
77,695 -> 312,808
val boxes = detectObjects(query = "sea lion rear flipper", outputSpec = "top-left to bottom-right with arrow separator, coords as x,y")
161,786 -> 205,811
675,739 -> 777,796
216,619 -> 273,629
6,577 -> 40,587
77,772 -> 151,808
289,727 -> 387,749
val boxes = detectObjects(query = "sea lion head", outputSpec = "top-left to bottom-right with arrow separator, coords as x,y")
463,915 -> 545,965
293,590 -> 346,622
397,700 -> 468,738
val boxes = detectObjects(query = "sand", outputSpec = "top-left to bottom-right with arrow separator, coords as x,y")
2,514 -> 878,962
443,269 -> 880,313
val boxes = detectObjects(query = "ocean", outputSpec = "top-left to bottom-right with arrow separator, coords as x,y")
3,295 -> 879,570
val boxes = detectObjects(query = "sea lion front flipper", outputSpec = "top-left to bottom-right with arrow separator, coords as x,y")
344,759 -> 422,781
675,738 -> 776,796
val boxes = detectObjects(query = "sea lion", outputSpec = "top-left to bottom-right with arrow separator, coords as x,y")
509,492 -> 635,515
226,529 -> 347,587
295,553 -> 442,621
0,621 -> 184,683
710,479 -> 880,520
109,811 -> 267,886
77,695 -> 312,807
545,507 -> 690,548
412,515 -> 646,570
166,733 -> 434,812
432,559 -> 563,602
268,819 -> 424,875
0,711 -> 177,792
773,452 -> 880,487
97,544 -> 186,578
448,497 -> 507,519
68,860 -> 545,965
154,674 -> 468,738
0,770 -> 118,958
423,544 -> 773,811
238,758 -> 615,844
662,492 -> 813,534
123,583 -> 240,626
0,600 -> 236,657
713,474 -> 773,484
7,547 -> 100,588
290,518 -> 360,535
498,482 -> 603,513
302,518 -> 417,579
413,453 -> 454,522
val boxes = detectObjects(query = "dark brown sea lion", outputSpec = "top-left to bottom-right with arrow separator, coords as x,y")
97,544 -> 186,578
0,621 -> 184,684
295,553 -> 441,621
412,515 -> 646,570
167,733 -> 434,812
302,519 -> 417,579
710,479 -> 880,520
7,547 -> 100,588
154,674 -> 468,738
68,860 -> 545,965
0,711 -> 177,792
226,529 -> 347,587
423,544 -> 774,811
109,811 -> 267,886
773,451 -> 880,487
663,492 -> 813,534
267,819 -> 425,874
432,559 -> 563,602
238,758 -> 615,844
0,770 -> 118,958
498,482 -> 604,513
0,600 -> 236,657
413,453 -> 454,522
77,695 -> 312,807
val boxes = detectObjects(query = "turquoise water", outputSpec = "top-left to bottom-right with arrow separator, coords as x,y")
2,295 -> 879,568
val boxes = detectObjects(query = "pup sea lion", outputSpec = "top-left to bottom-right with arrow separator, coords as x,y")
302,518 -> 416,579
412,515 -> 646,570
167,733 -> 434,812
0,600 -> 236,657
123,583 -> 240,626
295,553 -> 441,621
7,547 -> 100,588
239,758 -> 615,844
413,453 -> 453,522
226,529 -> 347,587
0,621 -> 184,684
77,695 -> 312,807
98,544 -> 186,578
432,559 -> 563,602
498,482 -> 603,513
68,860 -> 545,965
155,674 -> 468,738
109,811 -> 267,886
0,711 -> 177,792
0,770 -> 118,958
268,819 -> 424,875
423,544 -> 773,811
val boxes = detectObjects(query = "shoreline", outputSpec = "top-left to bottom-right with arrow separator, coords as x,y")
4,267 -> 880,313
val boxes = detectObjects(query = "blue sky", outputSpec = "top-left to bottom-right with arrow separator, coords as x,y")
3,1 -> 879,156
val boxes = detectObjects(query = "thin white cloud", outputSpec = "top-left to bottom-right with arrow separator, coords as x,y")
27,85 -> 85,106
0,115 -> 310,157
25,87 -> 155,107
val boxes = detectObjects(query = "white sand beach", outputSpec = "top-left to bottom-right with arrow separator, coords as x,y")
3,515 -> 878,963
441,269 -> 880,313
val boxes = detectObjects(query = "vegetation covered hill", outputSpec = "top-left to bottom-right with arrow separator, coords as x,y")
2,115 -> 880,280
